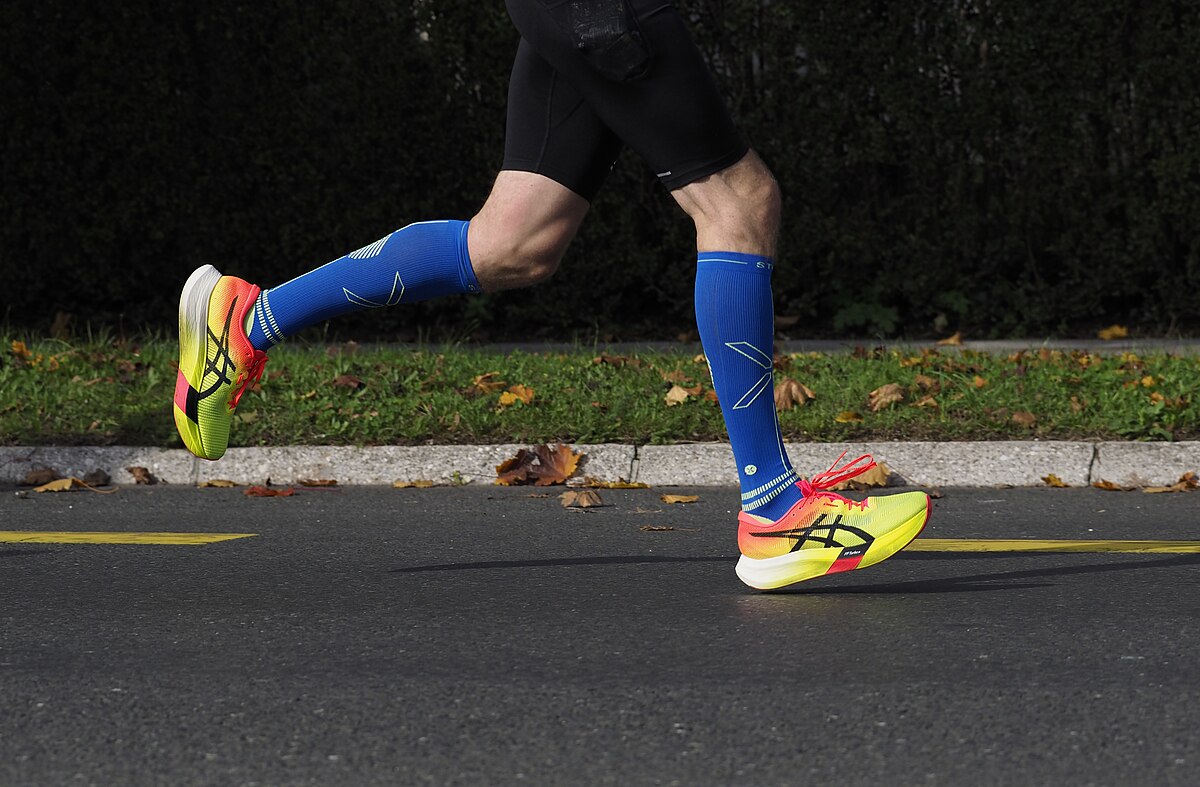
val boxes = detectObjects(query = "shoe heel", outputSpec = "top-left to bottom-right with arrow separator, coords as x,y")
179,264 -> 222,341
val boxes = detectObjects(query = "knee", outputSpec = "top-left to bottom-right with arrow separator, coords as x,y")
469,230 -> 567,291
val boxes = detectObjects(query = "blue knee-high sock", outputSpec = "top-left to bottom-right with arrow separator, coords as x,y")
246,220 -> 481,350
695,251 -> 804,520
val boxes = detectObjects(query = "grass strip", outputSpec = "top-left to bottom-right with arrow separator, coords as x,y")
2,336 -> 1197,447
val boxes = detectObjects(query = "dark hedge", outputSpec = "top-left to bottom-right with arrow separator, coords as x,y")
3,1 -> 1198,339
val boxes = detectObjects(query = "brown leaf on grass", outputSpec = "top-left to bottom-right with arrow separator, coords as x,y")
471,372 -> 506,394
244,485 -> 296,497
1042,474 -> 1070,488
10,339 -> 33,361
1092,479 -> 1134,491
332,374 -> 365,390
774,379 -> 815,411
913,374 -> 939,392
393,479 -> 435,489
828,462 -> 891,491
198,479 -> 239,488
704,390 -> 719,404
913,395 -> 940,409
498,384 -> 535,408
496,444 -> 584,486
834,411 -> 863,423
593,354 -> 640,368
661,494 -> 699,504
937,331 -> 963,346
660,368 -> 693,384
1142,472 -> 1198,494
692,353 -> 708,365
126,466 -> 157,485
868,383 -> 905,412
1011,411 -> 1037,429
664,384 -> 701,406
21,468 -> 60,486
1097,324 -> 1129,341
973,375 -> 988,389
1070,396 -> 1086,413
298,479 -> 338,487
560,489 -> 604,508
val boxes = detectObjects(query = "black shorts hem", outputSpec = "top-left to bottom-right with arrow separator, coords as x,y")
500,156 -> 608,202
658,144 -> 750,191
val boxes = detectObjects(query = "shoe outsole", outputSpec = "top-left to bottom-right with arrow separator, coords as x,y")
735,495 -> 932,590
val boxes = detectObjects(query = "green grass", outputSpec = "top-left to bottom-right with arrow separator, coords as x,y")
2,336 -> 1198,447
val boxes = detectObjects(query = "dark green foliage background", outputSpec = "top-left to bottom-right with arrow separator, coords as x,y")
3,1 -> 1198,339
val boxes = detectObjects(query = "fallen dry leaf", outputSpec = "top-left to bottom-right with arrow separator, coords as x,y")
640,525 -> 677,532
298,479 -> 338,487
1070,396 -> 1086,413
583,478 -> 651,489
973,375 -> 988,389
498,384 -> 535,408
198,479 -> 239,488
868,383 -> 905,412
1097,324 -> 1129,341
660,369 -> 693,384
828,462 -> 891,491
495,444 -> 584,486
1142,472 -> 1198,494
560,489 -> 604,508
913,374 -> 938,391
1011,411 -> 1037,429
661,494 -> 699,504
937,331 -> 963,346
244,485 -> 296,497
1042,474 -> 1070,488
332,374 -> 365,390
393,479 -> 436,488
471,372 -> 507,394
913,395 -> 940,409
126,466 -> 157,485
33,478 -> 78,493
1092,480 -> 1133,492
834,410 -> 864,424
21,468 -> 60,486
664,384 -> 701,406
774,379 -> 815,411
704,390 -> 719,404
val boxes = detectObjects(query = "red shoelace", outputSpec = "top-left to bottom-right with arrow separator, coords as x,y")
230,351 -> 269,409
797,451 -> 877,509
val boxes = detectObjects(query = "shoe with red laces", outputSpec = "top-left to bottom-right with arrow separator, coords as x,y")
172,264 -> 269,460
736,452 -> 930,590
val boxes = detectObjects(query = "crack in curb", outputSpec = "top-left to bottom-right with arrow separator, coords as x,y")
1087,442 -> 1099,484
629,444 -> 641,484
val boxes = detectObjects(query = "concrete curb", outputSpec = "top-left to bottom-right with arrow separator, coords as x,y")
2,442 -> 1197,489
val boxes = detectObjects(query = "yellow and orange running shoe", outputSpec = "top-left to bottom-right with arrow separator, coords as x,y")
173,264 -> 268,460
736,452 -> 930,590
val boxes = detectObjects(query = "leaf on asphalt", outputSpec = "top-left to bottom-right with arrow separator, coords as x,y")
868,383 -> 905,412
664,384 -> 701,406
82,469 -> 111,487
660,494 -> 699,504
497,383 -> 535,408
126,466 -> 157,485
1092,479 -> 1133,492
21,468 -> 60,486
495,444 -> 584,486
393,479 -> 435,488
1042,474 -> 1070,488
198,479 -> 239,488
1097,324 -> 1129,341
834,410 -> 863,423
774,378 -> 815,411
33,478 -> 77,493
640,525 -> 677,531
332,373 -> 366,390
828,462 -> 891,491
244,485 -> 296,497
1142,472 -> 1198,494
1011,411 -> 1037,429
298,479 -> 338,487
560,489 -> 604,508
937,331 -> 963,346
583,477 -> 650,489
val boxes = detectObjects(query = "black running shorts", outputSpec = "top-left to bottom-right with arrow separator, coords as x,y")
502,0 -> 749,200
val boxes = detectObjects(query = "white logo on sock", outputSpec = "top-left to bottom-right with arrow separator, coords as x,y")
343,272 -> 405,308
744,464 -> 758,476
724,341 -> 773,410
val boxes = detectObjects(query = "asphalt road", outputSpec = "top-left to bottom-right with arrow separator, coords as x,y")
1,483 -> 1198,786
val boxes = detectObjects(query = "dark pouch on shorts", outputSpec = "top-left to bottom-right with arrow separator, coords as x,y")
550,0 -> 653,81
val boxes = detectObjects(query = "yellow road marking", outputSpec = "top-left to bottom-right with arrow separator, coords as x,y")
910,539 -> 1200,554
0,532 -> 257,545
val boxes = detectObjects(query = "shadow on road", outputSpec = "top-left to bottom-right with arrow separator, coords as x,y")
393,555 -> 734,573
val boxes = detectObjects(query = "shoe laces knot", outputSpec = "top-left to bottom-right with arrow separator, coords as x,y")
230,351 -> 269,409
798,451 -> 877,508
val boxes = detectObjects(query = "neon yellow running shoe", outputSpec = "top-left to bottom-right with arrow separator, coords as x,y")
736,452 -> 930,590
173,264 -> 268,460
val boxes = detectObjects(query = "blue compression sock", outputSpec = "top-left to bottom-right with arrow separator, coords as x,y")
246,220 -> 481,350
695,251 -> 804,520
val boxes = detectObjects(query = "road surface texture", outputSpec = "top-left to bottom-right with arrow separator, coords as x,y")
2,484 -> 1197,786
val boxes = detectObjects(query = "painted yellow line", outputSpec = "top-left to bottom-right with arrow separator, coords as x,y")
0,531 -> 257,545
910,538 -> 1200,554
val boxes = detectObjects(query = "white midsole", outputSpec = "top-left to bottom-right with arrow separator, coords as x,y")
178,264 -> 222,373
